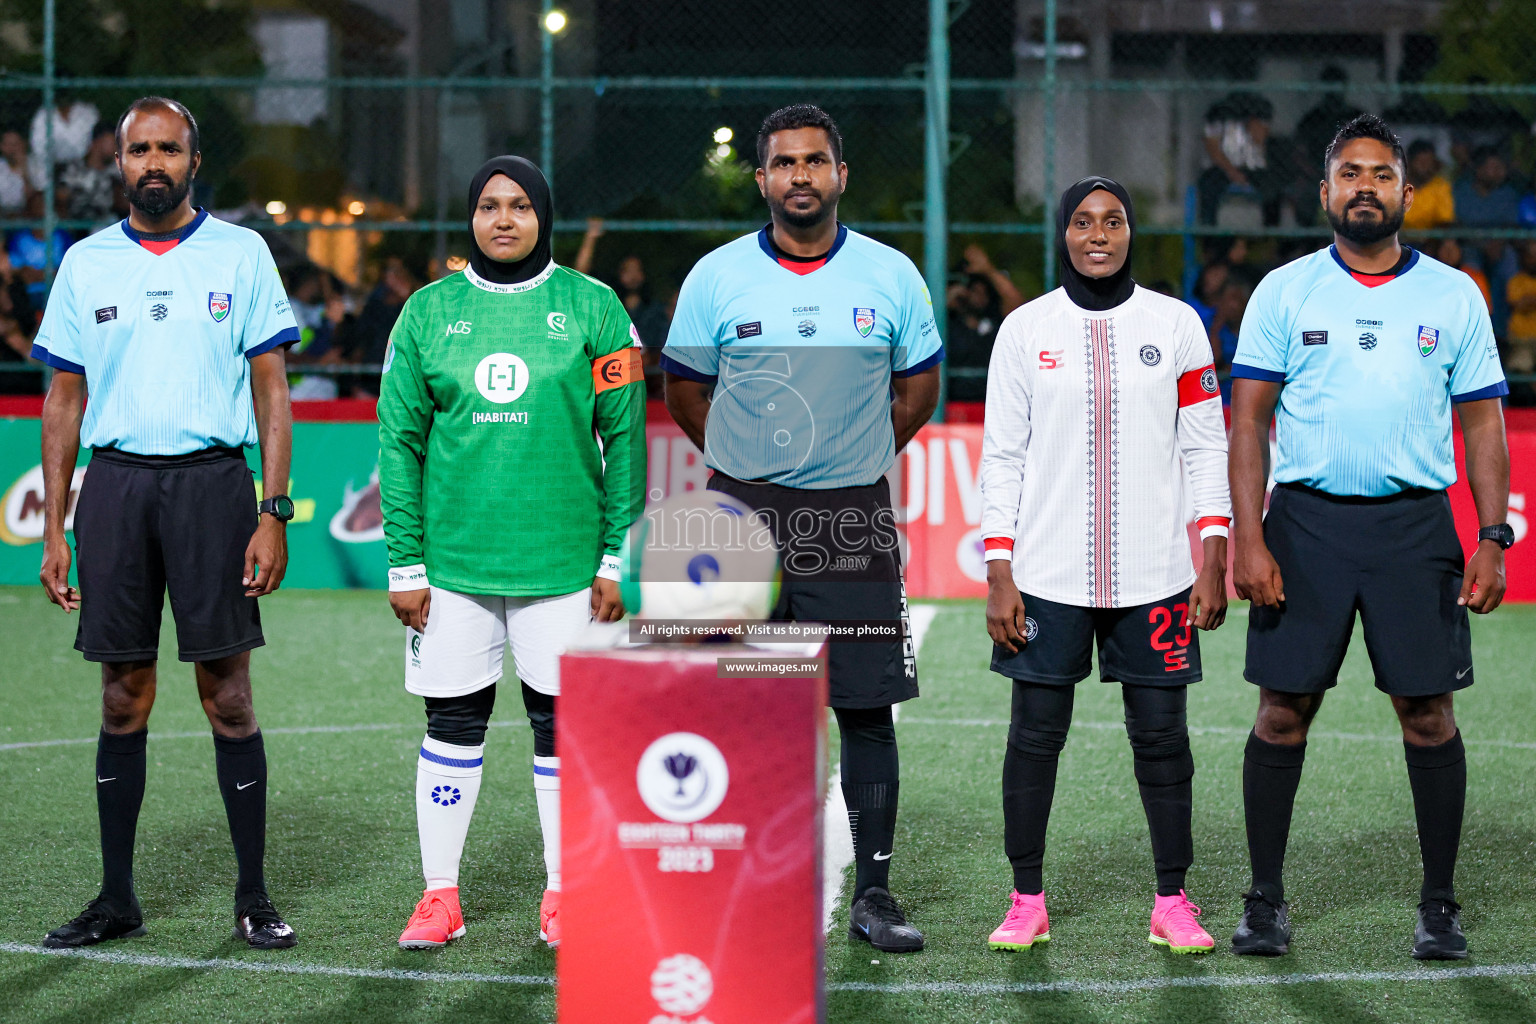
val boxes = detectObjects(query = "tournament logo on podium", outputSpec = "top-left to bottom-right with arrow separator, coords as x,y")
637,733 -> 730,824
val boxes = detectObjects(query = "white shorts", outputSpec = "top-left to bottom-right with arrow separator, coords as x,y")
404,586 -> 591,698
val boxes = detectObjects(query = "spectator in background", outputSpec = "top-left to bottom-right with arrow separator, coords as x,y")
59,124 -> 125,225
6,188 -> 72,308
1504,240 -> 1536,377
944,243 -> 1024,402
0,249 -> 39,393
343,255 -> 421,397
1205,277 -> 1250,368
284,265 -> 347,400
27,96 -> 99,190
1289,66 -> 1364,225
1454,147 -> 1522,228
1435,238 -> 1493,313
0,130 -> 29,216
1187,259 -> 1230,324
1403,140 -> 1455,231
1198,91 -> 1282,226
1454,148 -> 1523,335
572,217 -> 672,349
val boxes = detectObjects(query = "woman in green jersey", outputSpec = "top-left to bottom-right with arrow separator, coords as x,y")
378,156 -> 646,951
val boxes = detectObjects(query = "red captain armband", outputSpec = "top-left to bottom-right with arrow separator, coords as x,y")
1177,365 -> 1221,407
592,348 -> 643,394
983,537 -> 1014,560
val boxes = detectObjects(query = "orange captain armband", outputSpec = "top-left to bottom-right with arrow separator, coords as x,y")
592,347 -> 643,394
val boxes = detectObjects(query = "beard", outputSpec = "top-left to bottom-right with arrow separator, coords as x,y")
1327,196 -> 1404,245
127,171 -> 192,219
768,184 -> 840,230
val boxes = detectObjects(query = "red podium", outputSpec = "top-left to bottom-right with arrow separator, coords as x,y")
559,644 -> 828,1024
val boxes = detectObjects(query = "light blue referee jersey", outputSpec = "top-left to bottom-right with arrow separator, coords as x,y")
31,210 -> 300,456
661,225 -> 942,489
1231,246 -> 1507,497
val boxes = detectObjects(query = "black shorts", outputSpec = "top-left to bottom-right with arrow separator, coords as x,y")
74,446 -> 264,663
1244,483 -> 1472,697
990,588 -> 1203,687
707,473 -> 917,709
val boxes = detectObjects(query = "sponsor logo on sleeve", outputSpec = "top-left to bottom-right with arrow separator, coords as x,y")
592,348 -> 642,393
1302,330 -> 1328,346
95,307 -> 116,324
735,321 -> 762,339
1418,324 -> 1440,357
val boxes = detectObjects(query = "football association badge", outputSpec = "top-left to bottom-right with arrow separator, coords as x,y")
1418,325 -> 1439,357
208,292 -> 231,323
853,307 -> 876,338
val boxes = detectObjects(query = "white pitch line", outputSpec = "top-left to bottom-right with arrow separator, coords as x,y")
3,941 -> 1532,998
0,719 -> 526,753
830,961 -> 1536,996
0,941 -> 551,985
821,603 -> 941,933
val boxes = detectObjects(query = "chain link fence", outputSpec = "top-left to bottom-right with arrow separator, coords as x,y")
3,0 -> 1536,400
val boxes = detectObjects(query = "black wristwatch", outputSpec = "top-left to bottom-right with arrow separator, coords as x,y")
1478,523 -> 1515,550
259,495 -> 296,523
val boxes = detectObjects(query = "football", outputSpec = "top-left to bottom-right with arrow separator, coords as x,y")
619,491 -> 780,621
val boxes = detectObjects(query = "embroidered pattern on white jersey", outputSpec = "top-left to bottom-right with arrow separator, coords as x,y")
1082,316 -> 1121,606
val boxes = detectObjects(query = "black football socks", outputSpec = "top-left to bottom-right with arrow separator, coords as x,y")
1002,682 -> 1074,895
96,728 -> 148,907
1405,731 -> 1466,903
213,731 -> 269,905
835,706 -> 899,899
1243,731 -> 1308,901
1123,684 -> 1195,897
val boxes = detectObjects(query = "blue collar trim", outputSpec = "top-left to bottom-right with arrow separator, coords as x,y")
1329,243 -> 1418,280
121,207 -> 209,246
758,222 -> 848,267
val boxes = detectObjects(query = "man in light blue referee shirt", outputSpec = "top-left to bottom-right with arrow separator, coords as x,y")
1226,115 -> 1512,962
33,97 -> 301,951
663,105 -> 941,954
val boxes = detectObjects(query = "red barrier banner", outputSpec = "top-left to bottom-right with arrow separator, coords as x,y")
560,644 -> 828,1024
641,418 -> 1534,602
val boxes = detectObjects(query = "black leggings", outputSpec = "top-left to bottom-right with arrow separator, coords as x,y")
423,681 -> 556,758
1004,681 -> 1194,896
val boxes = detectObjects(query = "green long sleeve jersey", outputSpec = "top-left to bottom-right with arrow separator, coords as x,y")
378,262 -> 646,596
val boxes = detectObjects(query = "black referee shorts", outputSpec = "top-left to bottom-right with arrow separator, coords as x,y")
1245,483 -> 1472,697
707,473 -> 917,709
990,588 -> 1203,687
74,446 -> 264,663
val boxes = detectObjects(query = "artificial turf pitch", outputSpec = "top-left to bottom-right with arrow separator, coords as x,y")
1,584 -> 1533,1024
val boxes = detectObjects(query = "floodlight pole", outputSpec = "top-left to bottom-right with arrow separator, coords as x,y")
540,0 -> 555,195
43,0 -> 57,283
924,0 -> 950,422
1041,0 -> 1058,290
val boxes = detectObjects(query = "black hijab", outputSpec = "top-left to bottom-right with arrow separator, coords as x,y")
467,155 -> 552,285
1057,175 -> 1136,311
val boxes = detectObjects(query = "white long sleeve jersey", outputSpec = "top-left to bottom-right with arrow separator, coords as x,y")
979,286 -> 1231,608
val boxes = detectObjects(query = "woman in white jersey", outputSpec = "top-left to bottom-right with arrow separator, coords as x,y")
977,176 -> 1231,954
